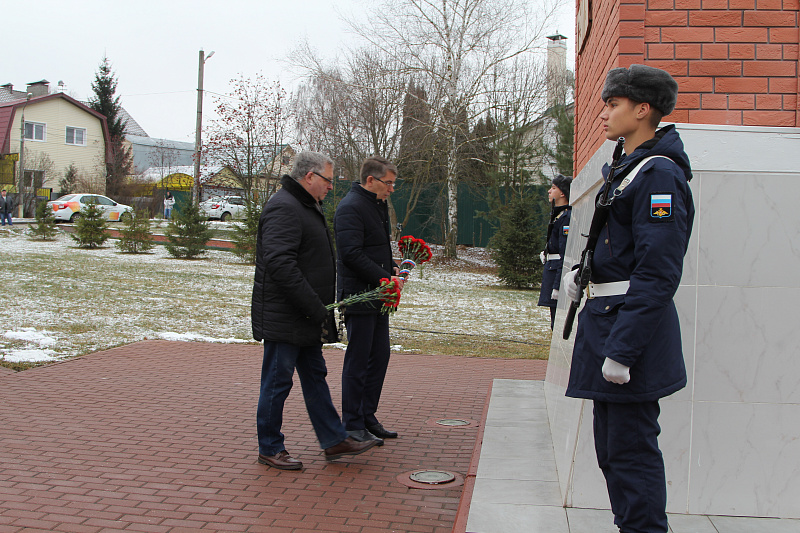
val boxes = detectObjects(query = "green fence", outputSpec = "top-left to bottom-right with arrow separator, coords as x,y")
326,179 -> 545,248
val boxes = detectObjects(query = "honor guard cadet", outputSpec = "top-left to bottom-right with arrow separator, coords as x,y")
563,65 -> 695,533
538,174 -> 572,329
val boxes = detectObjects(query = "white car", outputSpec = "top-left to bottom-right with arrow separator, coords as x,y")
200,196 -> 246,221
46,194 -> 133,223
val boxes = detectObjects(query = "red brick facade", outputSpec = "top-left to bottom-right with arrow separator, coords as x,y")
574,0 -> 799,173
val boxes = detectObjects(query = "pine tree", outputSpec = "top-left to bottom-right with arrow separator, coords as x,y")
230,198 -> 262,264
116,208 -> 154,253
88,56 -> 132,198
488,191 -> 548,289
71,201 -> 109,249
165,200 -> 213,259
29,200 -> 59,240
89,56 -> 125,138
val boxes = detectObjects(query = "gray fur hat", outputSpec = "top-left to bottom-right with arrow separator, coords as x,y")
552,174 -> 572,201
601,64 -> 678,115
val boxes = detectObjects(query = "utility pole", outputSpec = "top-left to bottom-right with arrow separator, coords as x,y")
192,49 -> 214,203
17,93 -> 31,218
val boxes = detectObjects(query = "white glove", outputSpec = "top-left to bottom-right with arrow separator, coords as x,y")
563,269 -> 579,302
540,251 -> 546,264
551,289 -> 559,300
602,358 -> 631,384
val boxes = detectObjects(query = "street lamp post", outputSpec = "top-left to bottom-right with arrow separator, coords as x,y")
192,49 -> 214,204
17,93 -> 31,218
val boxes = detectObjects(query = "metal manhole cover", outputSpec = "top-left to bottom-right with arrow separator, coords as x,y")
408,470 -> 456,484
436,418 -> 470,426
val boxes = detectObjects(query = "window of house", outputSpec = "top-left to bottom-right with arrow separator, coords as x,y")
23,169 -> 45,188
66,126 -> 87,146
24,122 -> 46,141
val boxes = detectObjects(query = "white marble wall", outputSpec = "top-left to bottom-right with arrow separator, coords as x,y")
545,124 -> 800,518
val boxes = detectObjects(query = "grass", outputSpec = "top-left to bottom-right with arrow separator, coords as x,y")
1,226 -> 552,370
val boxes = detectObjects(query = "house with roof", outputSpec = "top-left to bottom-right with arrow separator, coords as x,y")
0,80 -> 110,205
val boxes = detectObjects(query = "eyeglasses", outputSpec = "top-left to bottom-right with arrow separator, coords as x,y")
311,171 -> 333,184
374,176 -> 397,189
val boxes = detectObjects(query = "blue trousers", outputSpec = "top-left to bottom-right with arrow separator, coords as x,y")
1,213 -> 12,225
341,313 -> 390,430
593,400 -> 668,533
256,341 -> 348,456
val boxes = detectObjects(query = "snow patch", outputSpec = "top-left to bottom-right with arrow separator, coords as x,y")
4,328 -> 58,347
155,332 -> 250,344
2,348 -> 56,363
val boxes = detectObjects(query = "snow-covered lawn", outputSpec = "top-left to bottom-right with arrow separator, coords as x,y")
1,225 -> 550,365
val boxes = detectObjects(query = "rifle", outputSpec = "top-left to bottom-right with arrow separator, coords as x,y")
562,137 -> 626,340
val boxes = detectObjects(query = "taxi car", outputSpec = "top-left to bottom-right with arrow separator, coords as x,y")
46,194 -> 133,222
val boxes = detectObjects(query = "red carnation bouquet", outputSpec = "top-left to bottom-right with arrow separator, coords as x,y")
326,278 -> 402,315
397,235 -> 432,280
326,235 -> 432,315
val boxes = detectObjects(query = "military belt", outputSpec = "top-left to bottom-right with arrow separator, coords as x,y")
586,280 -> 630,299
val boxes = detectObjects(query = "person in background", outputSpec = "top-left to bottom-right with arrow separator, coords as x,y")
251,151 -> 378,470
563,64 -> 694,533
163,192 -> 175,220
0,189 -> 14,226
538,174 -> 572,329
334,156 -> 404,446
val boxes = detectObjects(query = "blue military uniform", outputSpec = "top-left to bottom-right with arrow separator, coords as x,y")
538,205 -> 571,317
566,124 -> 695,532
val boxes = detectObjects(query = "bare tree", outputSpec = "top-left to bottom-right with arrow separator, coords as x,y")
347,0 -> 561,258
293,45 -> 406,172
204,74 -> 292,201
292,45 -> 408,226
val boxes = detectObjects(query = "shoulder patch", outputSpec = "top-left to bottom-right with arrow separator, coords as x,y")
563,225 -> 569,236
650,193 -> 673,220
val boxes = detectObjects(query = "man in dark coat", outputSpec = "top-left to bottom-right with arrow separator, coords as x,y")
538,174 -> 572,329
564,65 -> 695,533
0,189 -> 14,226
251,151 -> 377,470
334,156 -> 404,445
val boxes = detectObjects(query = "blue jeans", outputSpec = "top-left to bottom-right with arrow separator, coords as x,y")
341,313 -> 391,430
257,341 -> 348,456
164,208 -> 171,220
1,213 -> 11,225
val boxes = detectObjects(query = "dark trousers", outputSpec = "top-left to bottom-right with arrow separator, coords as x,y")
593,400 -> 668,533
342,313 -> 390,430
550,306 -> 556,329
256,342 -> 348,456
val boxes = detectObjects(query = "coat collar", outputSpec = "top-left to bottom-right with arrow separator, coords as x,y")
281,175 -> 322,209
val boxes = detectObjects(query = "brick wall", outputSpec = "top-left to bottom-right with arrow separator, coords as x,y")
574,0 -> 799,173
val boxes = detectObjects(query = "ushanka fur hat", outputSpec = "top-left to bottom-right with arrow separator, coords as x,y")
552,174 -> 572,201
601,64 -> 678,115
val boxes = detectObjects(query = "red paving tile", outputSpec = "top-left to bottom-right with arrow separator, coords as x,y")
0,341 -> 547,532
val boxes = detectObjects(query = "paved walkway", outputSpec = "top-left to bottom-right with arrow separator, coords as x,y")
458,379 -> 800,533
0,341 -> 546,533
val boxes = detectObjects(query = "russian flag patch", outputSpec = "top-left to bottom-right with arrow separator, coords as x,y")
563,225 -> 569,236
650,193 -> 672,219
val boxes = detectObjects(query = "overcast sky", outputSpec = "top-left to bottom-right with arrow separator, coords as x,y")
5,0 -> 575,143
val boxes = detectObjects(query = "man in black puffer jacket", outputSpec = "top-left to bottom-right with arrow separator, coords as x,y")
251,151 -> 377,470
334,156 -> 404,445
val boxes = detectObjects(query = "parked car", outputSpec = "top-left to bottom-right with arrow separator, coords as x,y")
46,194 -> 133,223
200,196 -> 246,221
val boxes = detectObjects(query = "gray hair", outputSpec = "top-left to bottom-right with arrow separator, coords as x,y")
290,151 -> 334,181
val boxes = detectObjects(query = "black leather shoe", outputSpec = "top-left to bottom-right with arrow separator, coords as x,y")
367,423 -> 398,439
324,437 -> 378,461
347,429 -> 384,446
258,450 -> 303,470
